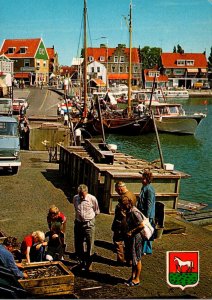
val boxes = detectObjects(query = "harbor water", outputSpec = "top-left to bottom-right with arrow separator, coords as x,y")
106,97 -> 212,209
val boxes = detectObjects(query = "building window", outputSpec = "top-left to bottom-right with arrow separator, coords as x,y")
177,60 -> 185,66
119,66 -> 123,73
39,48 -> 45,55
100,56 -> 105,62
43,60 -> 46,67
20,47 -> 27,54
120,56 -> 125,62
88,56 -> 94,62
97,67 -> 100,72
24,59 -> 30,67
8,47 -> 15,54
148,71 -> 160,77
112,66 -> 115,72
91,67 -> 94,73
186,60 -> 194,66
165,69 -> 171,75
173,69 -> 185,75
114,56 -> 118,63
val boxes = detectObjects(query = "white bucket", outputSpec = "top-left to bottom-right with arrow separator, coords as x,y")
164,163 -> 174,171
107,144 -> 117,152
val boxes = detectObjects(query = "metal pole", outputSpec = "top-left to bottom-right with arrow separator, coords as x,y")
151,110 -> 164,169
127,1 -> 132,117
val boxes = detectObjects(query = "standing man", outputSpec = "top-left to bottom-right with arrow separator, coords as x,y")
73,184 -> 100,271
111,181 -> 137,265
0,237 -> 28,279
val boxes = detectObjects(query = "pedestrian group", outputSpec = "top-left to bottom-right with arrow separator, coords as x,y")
0,170 -> 156,287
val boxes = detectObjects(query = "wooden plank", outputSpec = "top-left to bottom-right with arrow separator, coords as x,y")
26,283 -> 74,295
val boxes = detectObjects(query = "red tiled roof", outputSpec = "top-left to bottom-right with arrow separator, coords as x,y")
87,47 -> 140,63
161,53 -> 207,68
0,38 -> 42,58
46,48 -> 55,59
108,73 -> 128,80
144,69 -> 168,82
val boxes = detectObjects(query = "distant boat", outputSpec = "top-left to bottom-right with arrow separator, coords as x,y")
154,88 -> 189,99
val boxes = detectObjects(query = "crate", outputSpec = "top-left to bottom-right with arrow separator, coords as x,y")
18,261 -> 74,297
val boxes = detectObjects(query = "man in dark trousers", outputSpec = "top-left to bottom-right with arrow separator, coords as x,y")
73,184 -> 100,271
111,181 -> 137,266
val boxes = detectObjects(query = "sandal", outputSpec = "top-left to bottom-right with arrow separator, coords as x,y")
126,281 -> 140,287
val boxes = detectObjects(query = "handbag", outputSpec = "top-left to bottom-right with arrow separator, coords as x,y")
140,215 -> 154,240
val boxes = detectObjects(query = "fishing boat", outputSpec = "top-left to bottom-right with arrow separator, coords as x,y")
147,101 -> 206,135
90,1 -> 151,135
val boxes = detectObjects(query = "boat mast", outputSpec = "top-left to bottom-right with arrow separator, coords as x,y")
83,0 -> 88,118
127,1 -> 132,117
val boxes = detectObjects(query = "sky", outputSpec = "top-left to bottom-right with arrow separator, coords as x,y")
0,0 -> 212,66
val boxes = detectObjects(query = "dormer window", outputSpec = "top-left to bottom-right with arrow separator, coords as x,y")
186,60 -> 194,66
99,56 -> 105,62
148,71 -> 160,77
177,60 -> 185,66
88,56 -> 94,62
20,47 -> 28,54
8,47 -> 16,54
120,56 -> 125,62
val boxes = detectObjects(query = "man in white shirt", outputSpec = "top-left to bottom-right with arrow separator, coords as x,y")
73,184 -> 100,271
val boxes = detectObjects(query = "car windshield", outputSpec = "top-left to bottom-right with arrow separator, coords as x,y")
0,121 -> 18,136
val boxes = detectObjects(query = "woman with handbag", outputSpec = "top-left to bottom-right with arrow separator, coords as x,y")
120,198 -> 154,287
137,169 -> 156,255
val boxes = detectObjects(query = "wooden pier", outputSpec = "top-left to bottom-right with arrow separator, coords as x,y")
59,139 -> 190,214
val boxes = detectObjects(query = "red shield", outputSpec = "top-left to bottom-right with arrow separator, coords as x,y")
166,251 -> 199,290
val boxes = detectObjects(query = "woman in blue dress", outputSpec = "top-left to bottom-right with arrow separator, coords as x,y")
137,169 -> 155,254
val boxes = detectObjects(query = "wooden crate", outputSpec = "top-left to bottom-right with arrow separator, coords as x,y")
19,261 -> 74,297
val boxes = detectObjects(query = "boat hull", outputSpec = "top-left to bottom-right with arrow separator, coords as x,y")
92,116 -> 151,135
154,115 -> 205,135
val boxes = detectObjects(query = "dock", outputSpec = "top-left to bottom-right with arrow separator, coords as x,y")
58,138 -> 190,214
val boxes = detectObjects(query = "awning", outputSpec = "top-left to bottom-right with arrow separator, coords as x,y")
108,73 -> 128,80
201,68 -> 207,73
14,72 -> 31,79
187,68 -> 198,73
90,78 -> 106,87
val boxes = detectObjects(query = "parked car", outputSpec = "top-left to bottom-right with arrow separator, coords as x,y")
12,98 -> 28,114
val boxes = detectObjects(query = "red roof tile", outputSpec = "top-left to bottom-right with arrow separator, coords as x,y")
161,53 -> 207,68
0,38 -> 42,58
87,47 -> 140,63
46,48 -> 55,60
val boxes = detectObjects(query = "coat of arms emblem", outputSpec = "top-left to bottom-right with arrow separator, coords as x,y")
166,251 -> 199,290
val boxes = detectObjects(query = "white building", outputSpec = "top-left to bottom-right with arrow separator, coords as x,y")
0,54 -> 14,96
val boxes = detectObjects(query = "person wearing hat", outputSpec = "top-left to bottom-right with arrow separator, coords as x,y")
0,237 -> 28,278
111,181 -> 137,265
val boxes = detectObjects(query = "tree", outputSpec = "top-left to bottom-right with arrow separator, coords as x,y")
177,44 -> 184,54
208,47 -> 212,68
173,46 -> 176,53
140,46 -> 162,69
